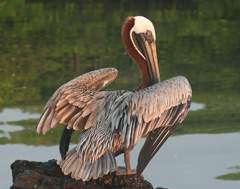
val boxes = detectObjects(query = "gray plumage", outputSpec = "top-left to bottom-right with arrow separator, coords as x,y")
37,68 -> 192,181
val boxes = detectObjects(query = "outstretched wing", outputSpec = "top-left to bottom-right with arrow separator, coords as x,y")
37,68 -> 118,134
111,76 -> 192,173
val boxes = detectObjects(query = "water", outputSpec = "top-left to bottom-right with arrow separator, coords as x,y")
0,108 -> 40,139
0,108 -> 40,122
1,134 -> 240,189
0,124 -> 24,139
142,134 -> 240,189
190,102 -> 205,111
0,1 -> 239,188
0,106 -> 239,189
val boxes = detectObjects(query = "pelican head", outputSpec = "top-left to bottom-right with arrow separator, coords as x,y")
122,16 -> 160,86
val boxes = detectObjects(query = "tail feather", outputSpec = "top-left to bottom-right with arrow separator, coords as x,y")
57,148 -> 117,181
61,149 -> 77,175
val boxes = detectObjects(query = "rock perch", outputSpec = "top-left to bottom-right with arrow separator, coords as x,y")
10,160 -> 156,189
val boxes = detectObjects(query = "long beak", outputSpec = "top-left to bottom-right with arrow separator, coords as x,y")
143,39 -> 160,83
132,32 -> 160,84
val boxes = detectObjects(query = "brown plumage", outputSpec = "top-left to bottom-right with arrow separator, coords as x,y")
37,16 -> 192,181
37,68 -> 118,134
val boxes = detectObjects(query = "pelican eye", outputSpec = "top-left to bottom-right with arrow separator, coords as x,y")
144,30 -> 154,43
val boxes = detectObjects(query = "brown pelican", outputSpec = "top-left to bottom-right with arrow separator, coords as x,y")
37,16 -> 192,181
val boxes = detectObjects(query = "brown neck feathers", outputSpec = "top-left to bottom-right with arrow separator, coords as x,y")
121,17 -> 150,88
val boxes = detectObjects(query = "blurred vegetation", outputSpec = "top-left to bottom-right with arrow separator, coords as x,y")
0,0 -> 239,106
0,0 -> 240,144
216,172 -> 240,180
216,165 -> 240,181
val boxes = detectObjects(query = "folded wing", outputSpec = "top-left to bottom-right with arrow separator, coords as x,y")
133,76 -> 192,174
37,68 -> 118,134
111,76 -> 192,173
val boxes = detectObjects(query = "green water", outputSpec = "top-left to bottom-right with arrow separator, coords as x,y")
0,0 -> 240,186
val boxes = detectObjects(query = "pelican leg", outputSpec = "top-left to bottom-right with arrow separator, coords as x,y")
124,150 -> 132,174
115,149 -> 135,176
124,149 -> 136,175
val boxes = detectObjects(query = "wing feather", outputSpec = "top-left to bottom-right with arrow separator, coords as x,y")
134,77 -> 192,174
111,76 -> 192,173
37,68 -> 118,134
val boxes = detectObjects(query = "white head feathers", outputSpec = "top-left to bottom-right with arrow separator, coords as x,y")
132,16 -> 156,40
